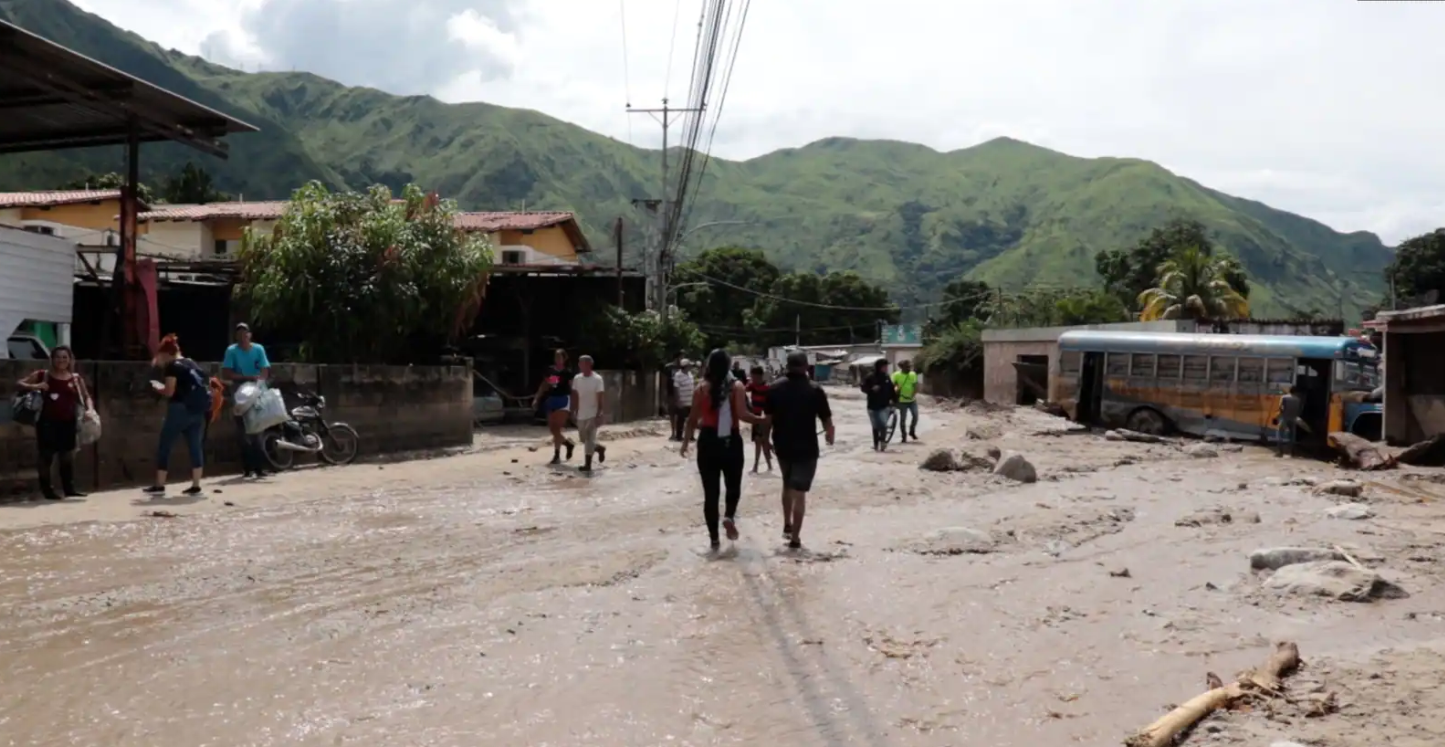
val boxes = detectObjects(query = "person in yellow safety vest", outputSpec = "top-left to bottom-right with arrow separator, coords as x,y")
890,359 -> 921,443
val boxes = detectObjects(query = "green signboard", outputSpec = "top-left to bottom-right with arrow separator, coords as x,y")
882,324 -> 922,345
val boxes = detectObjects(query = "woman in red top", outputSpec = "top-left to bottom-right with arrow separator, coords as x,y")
16,345 -> 92,500
681,349 -> 767,551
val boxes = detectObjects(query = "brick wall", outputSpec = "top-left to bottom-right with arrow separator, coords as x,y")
1,360 -> 471,499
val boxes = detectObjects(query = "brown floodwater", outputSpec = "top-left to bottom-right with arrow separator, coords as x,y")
3,394 -> 1444,746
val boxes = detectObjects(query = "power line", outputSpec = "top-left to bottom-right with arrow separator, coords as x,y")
663,0 -> 683,97
618,0 -> 634,144
679,269 -> 1051,312
676,0 -> 750,239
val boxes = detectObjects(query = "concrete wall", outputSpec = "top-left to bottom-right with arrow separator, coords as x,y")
1,360 -> 471,499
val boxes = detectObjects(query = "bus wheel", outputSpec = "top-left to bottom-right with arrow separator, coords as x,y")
1125,407 -> 1170,436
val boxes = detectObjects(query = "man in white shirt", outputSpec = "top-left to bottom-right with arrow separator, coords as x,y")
571,355 -> 608,472
673,360 -> 696,442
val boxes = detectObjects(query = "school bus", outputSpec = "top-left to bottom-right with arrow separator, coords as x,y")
1055,331 -> 1382,445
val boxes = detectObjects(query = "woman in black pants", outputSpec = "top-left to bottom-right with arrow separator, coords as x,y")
15,346 -> 92,500
681,349 -> 766,550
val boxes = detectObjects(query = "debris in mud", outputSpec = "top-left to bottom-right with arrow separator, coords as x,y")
144,510 -> 179,518
1183,443 -> 1219,459
1105,429 -> 1170,444
993,451 -> 1037,482
1325,502 -> 1374,520
1397,433 -> 1445,466
898,527 -> 999,555
1402,471 -> 1445,484
1109,567 -> 1132,578
1250,547 -> 1347,570
1328,431 -> 1394,470
1314,478 -> 1364,497
920,449 -> 960,472
1124,641 -> 1301,747
1176,506 -> 1235,527
965,424 -> 1001,440
986,445 -> 1001,460
1263,561 -> 1409,602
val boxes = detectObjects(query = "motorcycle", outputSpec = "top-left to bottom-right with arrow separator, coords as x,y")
260,389 -> 361,470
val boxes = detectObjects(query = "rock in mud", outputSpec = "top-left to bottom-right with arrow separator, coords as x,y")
901,527 -> 999,555
1105,429 -> 1169,444
1250,546 -> 1346,570
956,451 -> 996,471
920,449 -> 959,472
1176,506 -> 1235,527
986,445 -> 1001,461
965,424 -> 1001,440
1183,443 -> 1219,458
1264,561 -> 1409,602
1326,502 -> 1375,520
1314,479 -> 1364,497
993,451 -> 1037,483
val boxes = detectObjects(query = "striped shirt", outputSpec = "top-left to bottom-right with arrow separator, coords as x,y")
673,370 -> 695,406
746,381 -> 768,412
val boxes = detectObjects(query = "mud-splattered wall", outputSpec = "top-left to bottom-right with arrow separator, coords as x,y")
0,361 -> 471,499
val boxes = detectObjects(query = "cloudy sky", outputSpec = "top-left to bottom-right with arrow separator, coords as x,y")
69,0 -> 1445,244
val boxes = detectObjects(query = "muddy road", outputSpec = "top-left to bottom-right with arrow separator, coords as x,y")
3,391 -> 1445,746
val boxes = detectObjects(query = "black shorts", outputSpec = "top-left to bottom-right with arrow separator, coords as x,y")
778,457 -> 818,492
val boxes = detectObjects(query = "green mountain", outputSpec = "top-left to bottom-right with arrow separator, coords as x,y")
0,0 -> 1393,319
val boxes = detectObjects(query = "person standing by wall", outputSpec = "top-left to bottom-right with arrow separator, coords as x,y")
222,323 -> 271,479
147,334 -> 212,496
15,346 -> 92,500
533,348 -> 576,465
672,360 -> 696,442
891,358 -> 921,443
570,355 -> 608,473
765,351 -> 835,550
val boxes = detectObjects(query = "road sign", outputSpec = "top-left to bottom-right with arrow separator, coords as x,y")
882,324 -> 922,345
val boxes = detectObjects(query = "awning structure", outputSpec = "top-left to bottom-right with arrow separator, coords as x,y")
0,20 -> 257,157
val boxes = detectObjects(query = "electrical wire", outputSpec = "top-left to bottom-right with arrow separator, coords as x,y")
663,0 -> 683,97
619,0 -> 634,144
676,0 -> 749,238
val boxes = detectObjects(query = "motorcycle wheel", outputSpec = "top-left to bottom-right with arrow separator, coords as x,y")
319,423 -> 360,465
262,431 -> 295,471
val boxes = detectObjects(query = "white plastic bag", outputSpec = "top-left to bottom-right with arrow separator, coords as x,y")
243,387 -> 288,434
78,409 -> 102,446
233,381 -> 261,416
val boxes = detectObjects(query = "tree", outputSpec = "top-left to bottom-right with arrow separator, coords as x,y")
673,247 -> 781,350
1138,245 -> 1250,321
917,320 -> 983,375
237,182 -> 493,363
1096,218 -> 1250,313
924,278 -> 990,338
1053,289 -> 1130,326
1384,228 -> 1445,305
747,271 -> 900,348
582,307 -> 706,369
160,161 -> 229,204
58,172 -> 159,205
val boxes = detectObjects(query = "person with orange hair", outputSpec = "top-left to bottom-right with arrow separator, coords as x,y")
146,334 -> 212,495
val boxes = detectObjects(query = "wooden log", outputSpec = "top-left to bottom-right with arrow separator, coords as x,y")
1124,642 -> 1301,747
1328,431 -> 1394,470
1396,434 -> 1445,467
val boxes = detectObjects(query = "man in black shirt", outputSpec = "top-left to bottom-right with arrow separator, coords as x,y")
861,358 -> 897,451
764,352 -> 835,549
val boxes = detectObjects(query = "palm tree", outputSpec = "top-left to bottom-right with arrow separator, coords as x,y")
1137,246 -> 1250,321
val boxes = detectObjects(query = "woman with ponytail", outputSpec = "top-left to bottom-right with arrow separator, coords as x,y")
146,334 -> 212,495
681,349 -> 767,551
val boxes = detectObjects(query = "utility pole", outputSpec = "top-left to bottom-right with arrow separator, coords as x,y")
628,97 -> 703,317
795,314 -> 801,347
614,216 -> 625,308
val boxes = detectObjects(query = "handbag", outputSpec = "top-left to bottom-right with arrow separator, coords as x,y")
10,390 -> 42,426
78,408 -> 103,446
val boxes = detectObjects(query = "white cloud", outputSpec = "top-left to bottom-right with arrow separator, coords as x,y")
62,0 -> 1445,243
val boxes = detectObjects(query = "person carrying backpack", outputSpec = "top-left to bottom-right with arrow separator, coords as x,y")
146,334 -> 214,496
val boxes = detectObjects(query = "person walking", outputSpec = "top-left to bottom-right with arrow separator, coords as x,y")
15,346 -> 92,500
764,351 -> 835,550
146,334 -> 214,496
1274,385 -> 1306,458
664,353 -> 682,441
571,355 -> 608,473
681,349 -> 766,551
862,358 -> 897,451
891,358 -> 921,442
533,348 -> 576,465
745,365 -> 774,473
222,322 -> 271,478
672,359 -> 695,442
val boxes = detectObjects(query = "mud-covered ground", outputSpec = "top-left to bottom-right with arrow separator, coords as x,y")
2,390 -> 1444,746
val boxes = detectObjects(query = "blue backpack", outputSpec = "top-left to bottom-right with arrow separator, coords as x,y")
178,362 -> 213,415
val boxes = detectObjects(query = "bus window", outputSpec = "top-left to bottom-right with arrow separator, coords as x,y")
1131,353 -> 1156,378
1106,353 -> 1129,376
1060,350 -> 1081,374
1266,358 -> 1294,385
1183,355 -> 1208,380
1237,357 -> 1264,383
1158,354 -> 1182,380
1335,360 -> 1380,391
1209,356 -> 1236,383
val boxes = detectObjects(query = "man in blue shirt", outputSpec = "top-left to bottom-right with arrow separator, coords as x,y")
223,322 -> 272,478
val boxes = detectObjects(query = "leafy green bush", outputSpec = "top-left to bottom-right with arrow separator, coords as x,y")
237,181 -> 493,363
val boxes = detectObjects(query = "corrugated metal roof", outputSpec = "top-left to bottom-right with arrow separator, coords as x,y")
453,211 -> 574,232
139,202 -> 287,221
